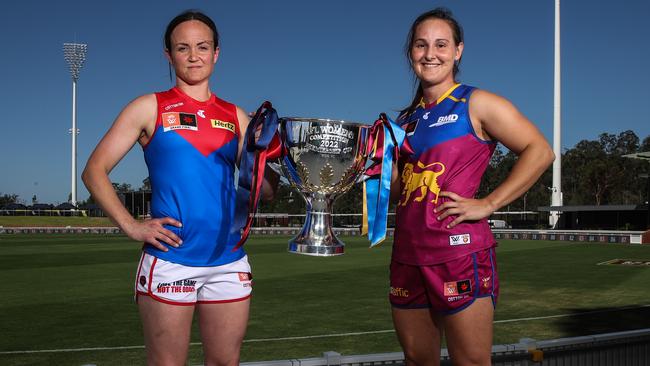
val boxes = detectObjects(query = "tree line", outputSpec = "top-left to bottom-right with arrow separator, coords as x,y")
2,130 -> 648,213
260,130 -> 650,215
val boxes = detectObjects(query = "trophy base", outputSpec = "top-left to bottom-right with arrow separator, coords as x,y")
288,241 -> 345,256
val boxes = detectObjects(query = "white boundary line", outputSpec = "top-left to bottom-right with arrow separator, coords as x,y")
3,304 -> 649,355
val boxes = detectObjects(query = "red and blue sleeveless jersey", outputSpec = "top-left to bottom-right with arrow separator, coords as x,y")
142,87 -> 244,266
393,84 -> 497,265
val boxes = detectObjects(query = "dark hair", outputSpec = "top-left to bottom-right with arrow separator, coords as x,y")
400,8 -> 464,119
164,10 -> 219,51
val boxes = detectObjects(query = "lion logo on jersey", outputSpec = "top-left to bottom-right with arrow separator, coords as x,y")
399,161 -> 446,206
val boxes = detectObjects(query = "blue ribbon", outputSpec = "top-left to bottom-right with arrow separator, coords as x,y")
365,114 -> 407,247
232,102 -> 279,247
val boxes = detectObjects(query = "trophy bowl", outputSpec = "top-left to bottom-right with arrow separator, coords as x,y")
278,117 -> 370,256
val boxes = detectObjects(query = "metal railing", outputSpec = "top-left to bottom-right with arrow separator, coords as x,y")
237,328 -> 650,366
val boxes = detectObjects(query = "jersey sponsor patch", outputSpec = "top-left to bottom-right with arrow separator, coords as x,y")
211,119 -> 236,133
162,112 -> 198,132
443,279 -> 472,296
429,113 -> 459,127
163,101 -> 184,111
449,233 -> 471,246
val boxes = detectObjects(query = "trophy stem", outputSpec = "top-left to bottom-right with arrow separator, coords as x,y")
288,193 -> 344,256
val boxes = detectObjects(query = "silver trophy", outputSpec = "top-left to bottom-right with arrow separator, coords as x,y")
278,118 -> 371,256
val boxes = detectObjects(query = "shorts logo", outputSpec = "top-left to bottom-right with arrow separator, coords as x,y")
481,276 -> 491,288
162,112 -> 198,132
390,287 -> 409,298
211,119 -> 236,133
156,279 -> 197,294
139,275 -> 147,287
443,280 -> 472,297
449,234 -> 471,246
238,272 -> 251,282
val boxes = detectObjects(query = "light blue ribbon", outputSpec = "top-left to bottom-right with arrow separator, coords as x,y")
365,115 -> 407,247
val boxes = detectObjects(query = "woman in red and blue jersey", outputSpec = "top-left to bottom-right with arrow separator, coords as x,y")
82,10 -> 275,366
388,8 -> 554,365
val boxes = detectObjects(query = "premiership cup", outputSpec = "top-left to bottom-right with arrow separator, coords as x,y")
277,118 -> 370,256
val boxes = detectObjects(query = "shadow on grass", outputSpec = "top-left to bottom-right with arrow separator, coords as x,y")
556,304 -> 650,337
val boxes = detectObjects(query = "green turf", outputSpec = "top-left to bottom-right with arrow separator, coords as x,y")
1,234 -> 649,365
0,216 -> 114,227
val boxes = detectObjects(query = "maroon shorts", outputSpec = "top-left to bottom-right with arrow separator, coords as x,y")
389,247 -> 499,314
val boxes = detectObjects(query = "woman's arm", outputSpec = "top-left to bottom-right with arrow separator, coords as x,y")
435,89 -> 554,228
82,94 -> 182,251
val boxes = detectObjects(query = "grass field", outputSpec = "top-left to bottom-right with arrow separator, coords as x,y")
1,234 -> 650,365
0,216 -> 114,227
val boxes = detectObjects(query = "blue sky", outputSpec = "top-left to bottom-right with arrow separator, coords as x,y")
1,0 -> 648,204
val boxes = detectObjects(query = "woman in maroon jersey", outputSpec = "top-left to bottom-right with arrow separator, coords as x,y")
389,8 -> 554,365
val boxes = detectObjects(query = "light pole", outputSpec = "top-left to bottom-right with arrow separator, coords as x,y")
549,0 -> 563,228
63,43 -> 87,207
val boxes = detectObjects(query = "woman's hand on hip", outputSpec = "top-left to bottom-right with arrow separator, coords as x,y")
434,191 -> 496,229
123,217 -> 183,251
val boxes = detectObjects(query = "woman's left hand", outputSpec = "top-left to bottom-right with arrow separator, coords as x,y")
434,191 -> 496,229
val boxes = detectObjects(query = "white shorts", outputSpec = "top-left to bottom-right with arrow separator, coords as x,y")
134,252 -> 252,305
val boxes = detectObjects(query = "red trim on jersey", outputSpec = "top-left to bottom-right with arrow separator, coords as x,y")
143,88 -> 239,155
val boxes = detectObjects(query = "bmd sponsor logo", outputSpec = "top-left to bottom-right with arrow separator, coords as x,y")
429,113 -> 458,127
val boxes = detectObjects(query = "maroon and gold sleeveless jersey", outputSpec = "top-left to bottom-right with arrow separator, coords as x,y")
393,84 -> 497,265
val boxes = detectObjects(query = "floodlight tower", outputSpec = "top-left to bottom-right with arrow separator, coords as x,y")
63,43 -> 87,207
549,0 -> 563,228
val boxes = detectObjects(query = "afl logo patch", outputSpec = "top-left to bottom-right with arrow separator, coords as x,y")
139,275 -> 147,287
162,112 -> 198,132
